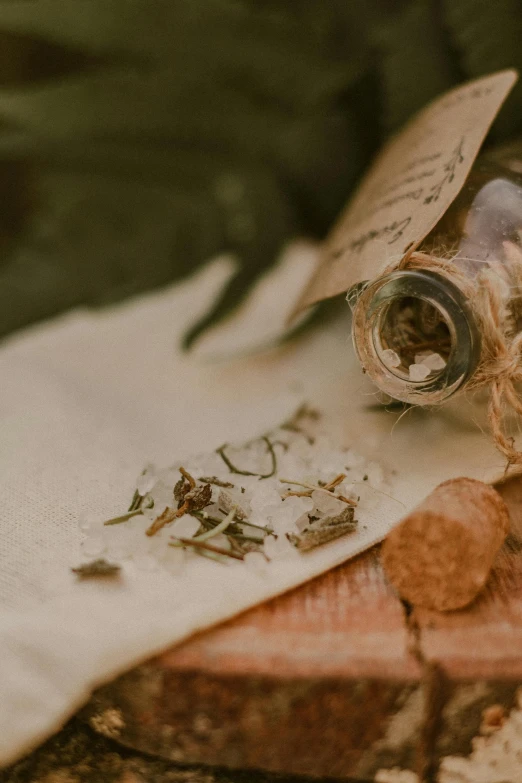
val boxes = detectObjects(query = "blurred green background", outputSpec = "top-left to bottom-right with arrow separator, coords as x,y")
0,0 -> 521,346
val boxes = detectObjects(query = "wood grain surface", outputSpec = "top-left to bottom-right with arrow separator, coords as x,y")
82,476 -> 522,781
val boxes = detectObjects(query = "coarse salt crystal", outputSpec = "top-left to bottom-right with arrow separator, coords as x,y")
81,535 -> 106,558
271,516 -> 298,536
317,464 -> 345,483
338,483 -> 358,503
247,512 -> 273,531
281,495 -> 314,515
156,466 -> 182,486
263,533 -> 297,560
250,487 -> 281,513
136,475 -> 157,497
135,463 -> 158,493
77,513 -> 99,533
150,480 -> 175,511
424,352 -> 446,371
141,505 -> 157,523
295,512 -> 311,532
409,363 -> 431,382
381,348 -> 401,368
311,490 -> 346,516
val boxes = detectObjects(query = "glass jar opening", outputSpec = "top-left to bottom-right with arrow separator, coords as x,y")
352,270 -> 481,405
375,296 -> 453,380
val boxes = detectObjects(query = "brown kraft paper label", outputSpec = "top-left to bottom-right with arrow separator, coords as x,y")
292,69 -> 518,317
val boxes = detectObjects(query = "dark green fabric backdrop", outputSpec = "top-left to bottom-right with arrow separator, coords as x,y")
0,0 -> 521,345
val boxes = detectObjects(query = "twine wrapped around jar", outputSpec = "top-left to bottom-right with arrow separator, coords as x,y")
386,249 -> 522,465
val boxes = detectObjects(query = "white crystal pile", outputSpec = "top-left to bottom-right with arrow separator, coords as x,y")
381,348 -> 401,369
381,347 -> 446,381
409,351 -> 446,381
77,411 -> 387,578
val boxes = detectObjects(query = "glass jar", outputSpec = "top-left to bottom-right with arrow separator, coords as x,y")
352,146 -> 522,405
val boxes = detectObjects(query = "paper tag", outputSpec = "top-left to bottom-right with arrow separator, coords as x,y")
292,69 -> 518,316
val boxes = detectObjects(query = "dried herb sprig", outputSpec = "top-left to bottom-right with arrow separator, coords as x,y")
179,466 -> 196,486
146,506 -> 179,537
237,520 -> 272,534
288,506 -> 358,552
280,474 -> 346,492
216,436 -> 277,479
174,466 -> 197,504
71,559 -> 121,578
171,538 -> 244,561
337,495 -> 358,505
147,468 -> 212,536
199,476 -> 235,488
194,507 -> 236,542
288,521 -> 357,552
128,489 -> 141,512
104,508 -> 143,526
170,507 -> 237,550
227,532 -> 264,545
194,514 -> 264,544
279,474 -> 357,506
192,511 -> 242,533
193,510 -> 271,539
279,405 -> 320,444
218,489 -> 249,520
104,496 -> 154,526
319,474 -> 346,490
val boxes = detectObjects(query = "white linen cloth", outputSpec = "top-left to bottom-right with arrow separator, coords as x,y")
0,246 -> 504,766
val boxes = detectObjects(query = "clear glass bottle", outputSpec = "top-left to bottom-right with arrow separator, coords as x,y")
352,146 -> 522,404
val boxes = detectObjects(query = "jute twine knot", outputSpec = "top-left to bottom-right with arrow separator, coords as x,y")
386,250 -> 522,466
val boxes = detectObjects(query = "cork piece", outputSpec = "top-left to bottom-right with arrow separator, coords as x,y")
381,478 -> 510,611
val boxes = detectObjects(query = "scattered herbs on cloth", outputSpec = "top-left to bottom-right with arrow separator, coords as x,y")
76,408 -> 388,576
71,559 -> 121,579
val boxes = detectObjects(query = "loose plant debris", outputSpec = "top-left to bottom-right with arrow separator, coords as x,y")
218,488 -> 249,520
172,537 -> 245,561
279,474 -> 357,506
146,472 -> 212,536
198,476 -> 235,488
104,496 -> 154,526
127,488 -> 142,512
216,436 -> 277,479
78,412 -> 391,577
288,506 -> 357,553
71,559 -> 121,579
288,522 -> 357,553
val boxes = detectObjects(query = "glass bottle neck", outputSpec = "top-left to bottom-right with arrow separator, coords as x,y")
351,270 -> 481,405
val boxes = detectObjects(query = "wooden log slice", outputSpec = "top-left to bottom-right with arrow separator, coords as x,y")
83,475 -> 522,781
82,549 -> 423,780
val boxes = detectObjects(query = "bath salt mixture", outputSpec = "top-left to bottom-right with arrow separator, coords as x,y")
75,407 -> 388,577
